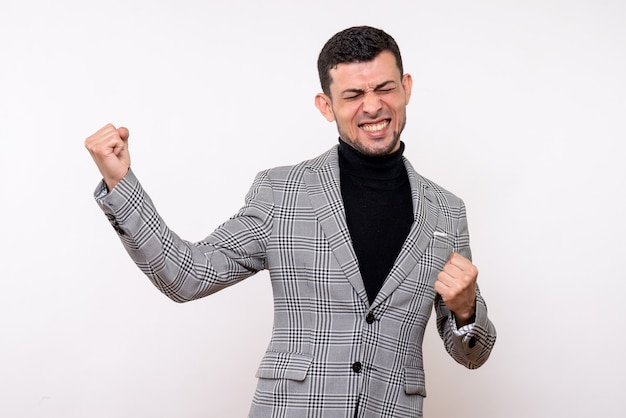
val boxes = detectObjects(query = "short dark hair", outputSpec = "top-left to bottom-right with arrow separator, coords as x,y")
317,26 -> 404,96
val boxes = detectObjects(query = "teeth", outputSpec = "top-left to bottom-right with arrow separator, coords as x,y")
361,120 -> 389,132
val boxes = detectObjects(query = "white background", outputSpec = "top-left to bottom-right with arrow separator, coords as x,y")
1,0 -> 625,417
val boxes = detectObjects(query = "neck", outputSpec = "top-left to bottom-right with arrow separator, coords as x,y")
337,138 -> 406,180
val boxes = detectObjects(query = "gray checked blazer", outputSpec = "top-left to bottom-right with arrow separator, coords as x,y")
96,145 -> 496,418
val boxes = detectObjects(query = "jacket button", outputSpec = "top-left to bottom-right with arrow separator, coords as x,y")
366,312 -> 375,324
352,362 -> 362,373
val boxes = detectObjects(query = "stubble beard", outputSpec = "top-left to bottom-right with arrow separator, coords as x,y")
338,120 -> 406,157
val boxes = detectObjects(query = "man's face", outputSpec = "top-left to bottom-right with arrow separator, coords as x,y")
315,51 -> 413,157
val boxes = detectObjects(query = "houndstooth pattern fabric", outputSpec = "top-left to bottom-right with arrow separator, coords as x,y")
95,145 -> 496,418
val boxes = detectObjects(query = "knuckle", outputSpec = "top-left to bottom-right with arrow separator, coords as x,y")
462,273 -> 475,285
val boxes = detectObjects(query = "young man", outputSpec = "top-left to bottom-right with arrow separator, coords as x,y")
85,26 -> 496,418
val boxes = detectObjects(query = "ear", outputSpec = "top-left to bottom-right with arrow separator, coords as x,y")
315,93 -> 335,122
402,73 -> 413,105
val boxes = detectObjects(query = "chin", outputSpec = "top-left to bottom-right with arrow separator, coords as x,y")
361,138 -> 400,156
340,128 -> 400,156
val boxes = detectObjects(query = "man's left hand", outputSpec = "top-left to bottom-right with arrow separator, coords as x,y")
435,252 -> 477,327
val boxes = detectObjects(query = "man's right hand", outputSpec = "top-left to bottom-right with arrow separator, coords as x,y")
84,124 -> 131,191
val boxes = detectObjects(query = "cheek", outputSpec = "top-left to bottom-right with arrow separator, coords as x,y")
335,110 -> 357,129
335,101 -> 360,117
393,103 -> 407,123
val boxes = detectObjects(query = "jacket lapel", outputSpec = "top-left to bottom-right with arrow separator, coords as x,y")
303,147 -> 440,308
304,147 -> 369,306
371,159 -> 440,309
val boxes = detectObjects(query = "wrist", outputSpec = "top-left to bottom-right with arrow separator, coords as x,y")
454,309 -> 476,328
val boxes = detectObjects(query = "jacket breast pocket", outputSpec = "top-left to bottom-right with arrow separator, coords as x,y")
427,231 -> 455,267
255,351 -> 314,381
404,366 -> 427,397
431,230 -> 454,250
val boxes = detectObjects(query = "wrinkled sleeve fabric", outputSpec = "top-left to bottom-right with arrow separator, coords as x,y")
434,200 -> 497,369
94,168 -> 274,302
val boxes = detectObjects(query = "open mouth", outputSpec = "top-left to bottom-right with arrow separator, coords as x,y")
359,120 -> 390,133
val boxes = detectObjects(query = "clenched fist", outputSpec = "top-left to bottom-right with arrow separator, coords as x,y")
435,252 -> 478,327
84,124 -> 130,190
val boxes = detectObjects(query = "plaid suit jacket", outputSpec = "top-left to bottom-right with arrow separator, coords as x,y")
96,145 -> 496,418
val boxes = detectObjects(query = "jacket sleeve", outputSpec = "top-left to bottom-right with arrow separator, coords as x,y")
94,168 -> 274,302
434,200 -> 497,369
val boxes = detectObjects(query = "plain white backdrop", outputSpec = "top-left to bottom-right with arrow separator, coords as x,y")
1,0 -> 625,417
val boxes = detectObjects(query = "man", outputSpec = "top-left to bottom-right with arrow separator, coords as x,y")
85,26 -> 496,418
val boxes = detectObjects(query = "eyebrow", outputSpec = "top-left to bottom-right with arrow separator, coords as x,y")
341,80 -> 396,96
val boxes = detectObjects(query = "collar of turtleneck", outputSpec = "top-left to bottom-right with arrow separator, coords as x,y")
337,138 -> 406,180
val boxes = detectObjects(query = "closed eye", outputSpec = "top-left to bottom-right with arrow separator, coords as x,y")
375,83 -> 397,93
340,81 -> 397,100
343,91 -> 364,100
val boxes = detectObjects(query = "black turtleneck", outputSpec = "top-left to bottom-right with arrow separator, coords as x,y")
338,139 -> 414,304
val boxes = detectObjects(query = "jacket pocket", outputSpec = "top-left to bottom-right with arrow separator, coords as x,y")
404,366 -> 427,396
255,351 -> 314,382
431,230 -> 454,250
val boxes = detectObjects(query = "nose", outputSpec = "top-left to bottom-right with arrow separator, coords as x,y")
362,91 -> 382,115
